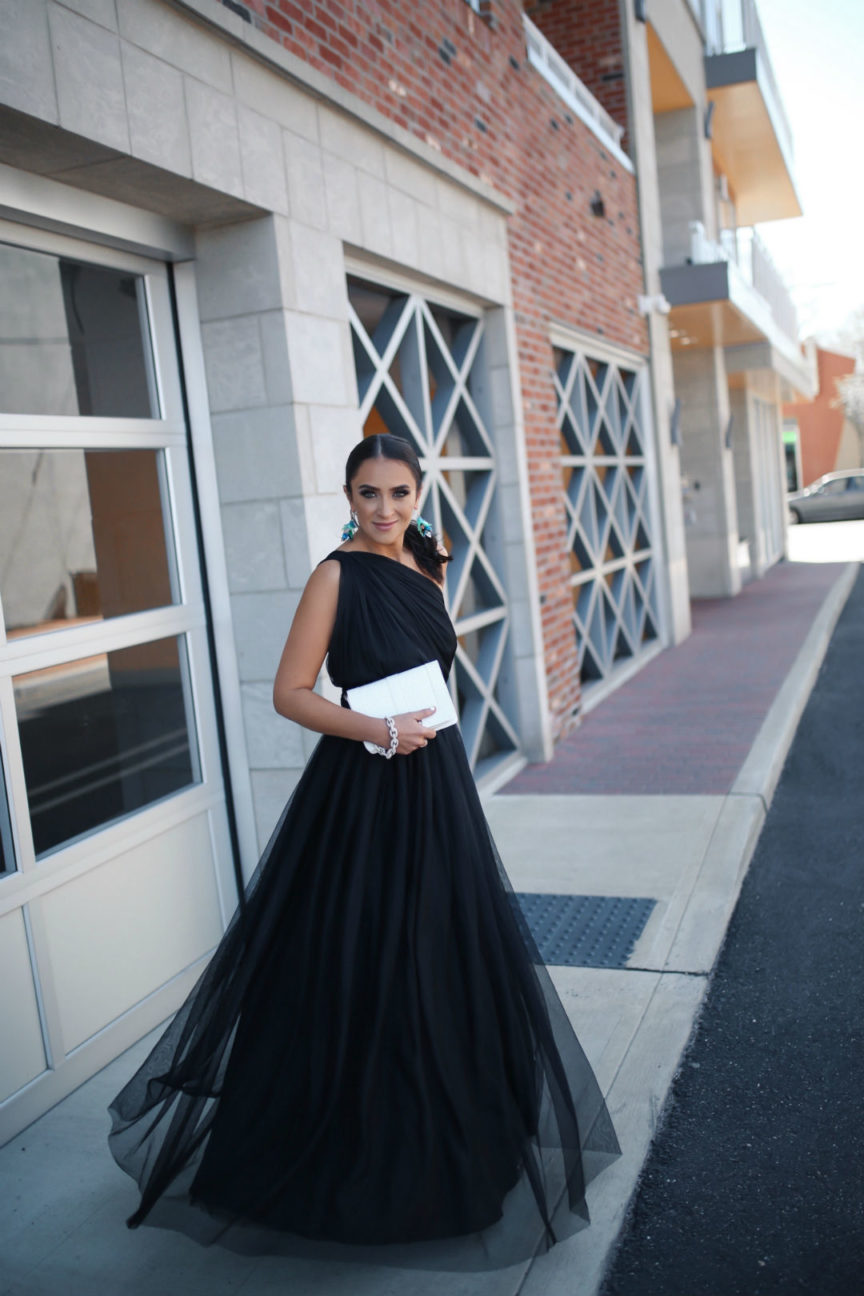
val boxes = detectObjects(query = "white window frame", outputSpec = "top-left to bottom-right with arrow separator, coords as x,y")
0,219 -> 234,907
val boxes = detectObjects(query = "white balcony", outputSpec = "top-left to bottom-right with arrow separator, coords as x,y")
661,221 -> 814,397
522,15 -> 632,172
703,0 -> 801,222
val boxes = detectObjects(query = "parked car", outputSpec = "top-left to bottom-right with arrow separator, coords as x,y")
787,470 -> 864,524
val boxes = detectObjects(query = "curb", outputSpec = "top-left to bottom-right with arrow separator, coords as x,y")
731,561 -> 859,808
660,560 -> 860,980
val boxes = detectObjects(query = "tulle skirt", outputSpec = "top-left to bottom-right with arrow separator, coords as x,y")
108,727 -> 619,1267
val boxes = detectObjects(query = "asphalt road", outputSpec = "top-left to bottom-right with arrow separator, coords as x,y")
600,564 -> 864,1296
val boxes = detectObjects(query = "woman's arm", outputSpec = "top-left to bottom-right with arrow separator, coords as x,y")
272,561 -> 435,755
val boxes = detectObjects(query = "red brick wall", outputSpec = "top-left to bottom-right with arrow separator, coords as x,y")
785,349 -> 855,487
525,0 -> 628,151
218,0 -> 647,738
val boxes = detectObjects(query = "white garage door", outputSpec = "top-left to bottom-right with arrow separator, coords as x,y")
0,220 -> 235,1141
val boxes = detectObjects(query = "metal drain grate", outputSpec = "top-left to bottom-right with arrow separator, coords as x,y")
514,894 -> 656,968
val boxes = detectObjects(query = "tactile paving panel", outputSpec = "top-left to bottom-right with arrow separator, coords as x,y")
514,893 -> 656,968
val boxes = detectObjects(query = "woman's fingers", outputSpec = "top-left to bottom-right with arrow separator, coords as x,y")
391,708 -> 438,754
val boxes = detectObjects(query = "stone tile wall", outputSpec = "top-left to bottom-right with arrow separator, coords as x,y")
203,0 -> 650,736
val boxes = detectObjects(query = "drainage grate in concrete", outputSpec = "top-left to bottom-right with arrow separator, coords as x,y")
514,893 -> 656,968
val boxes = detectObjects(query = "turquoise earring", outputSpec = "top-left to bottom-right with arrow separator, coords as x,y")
341,511 -> 358,541
414,514 -> 433,538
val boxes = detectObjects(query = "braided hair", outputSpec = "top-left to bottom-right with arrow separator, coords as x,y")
344,434 -> 450,585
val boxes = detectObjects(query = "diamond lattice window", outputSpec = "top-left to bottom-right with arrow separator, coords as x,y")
554,348 -> 660,691
348,278 -> 520,778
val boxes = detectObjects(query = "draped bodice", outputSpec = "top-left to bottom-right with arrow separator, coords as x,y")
323,550 -> 457,691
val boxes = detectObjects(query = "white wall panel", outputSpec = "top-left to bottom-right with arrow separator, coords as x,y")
38,813 -> 222,1052
0,909 -> 46,1101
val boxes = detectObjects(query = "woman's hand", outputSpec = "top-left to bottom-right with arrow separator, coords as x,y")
392,707 -> 437,755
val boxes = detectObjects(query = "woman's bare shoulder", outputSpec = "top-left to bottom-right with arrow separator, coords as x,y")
294,558 -> 341,612
310,557 -> 341,586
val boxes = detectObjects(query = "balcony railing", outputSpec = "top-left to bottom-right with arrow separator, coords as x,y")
522,14 -> 630,167
728,0 -> 794,166
690,221 -> 799,343
686,0 -> 722,52
693,0 -> 794,166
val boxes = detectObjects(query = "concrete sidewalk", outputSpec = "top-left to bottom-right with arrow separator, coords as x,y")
0,552 -> 857,1296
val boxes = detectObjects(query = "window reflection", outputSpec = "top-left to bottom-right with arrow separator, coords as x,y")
0,242 -> 157,418
0,449 -> 176,638
14,636 -> 199,857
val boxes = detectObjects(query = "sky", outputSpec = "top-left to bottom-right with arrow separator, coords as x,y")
753,0 -> 864,344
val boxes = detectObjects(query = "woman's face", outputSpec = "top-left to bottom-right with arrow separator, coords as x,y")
345,455 -> 420,551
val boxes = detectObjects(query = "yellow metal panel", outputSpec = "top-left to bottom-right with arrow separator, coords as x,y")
707,81 -> 802,223
668,300 -> 764,350
647,24 -> 694,113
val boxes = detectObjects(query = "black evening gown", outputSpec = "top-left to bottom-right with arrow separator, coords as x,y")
108,550 -> 619,1263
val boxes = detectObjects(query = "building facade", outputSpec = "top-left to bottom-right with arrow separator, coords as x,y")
784,347 -> 859,491
0,0 -> 804,1139
612,0 -> 813,590
529,0 -> 814,595
0,0 -> 681,1140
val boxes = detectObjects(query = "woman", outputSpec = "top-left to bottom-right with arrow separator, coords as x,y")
108,433 -> 619,1260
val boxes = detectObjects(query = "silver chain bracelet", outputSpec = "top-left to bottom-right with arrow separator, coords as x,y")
368,715 -> 399,759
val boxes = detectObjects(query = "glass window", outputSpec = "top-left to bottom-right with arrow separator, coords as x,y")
0,242 -> 157,418
14,635 -> 200,857
817,478 -> 847,496
848,476 -> 864,493
0,449 -> 177,638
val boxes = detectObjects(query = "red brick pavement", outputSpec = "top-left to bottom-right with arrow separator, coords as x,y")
504,561 -> 849,796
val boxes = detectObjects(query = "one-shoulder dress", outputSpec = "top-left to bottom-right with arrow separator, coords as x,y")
108,549 -> 619,1261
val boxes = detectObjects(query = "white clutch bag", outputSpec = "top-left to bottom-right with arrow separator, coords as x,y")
346,661 -> 458,754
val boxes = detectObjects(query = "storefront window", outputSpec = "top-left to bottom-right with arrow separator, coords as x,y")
0,448 -> 177,638
14,635 -> 200,857
0,242 -> 157,418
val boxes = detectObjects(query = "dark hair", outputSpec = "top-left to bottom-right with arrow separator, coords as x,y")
345,434 -> 450,584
